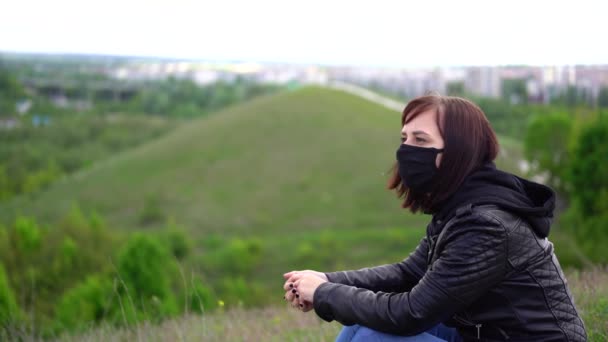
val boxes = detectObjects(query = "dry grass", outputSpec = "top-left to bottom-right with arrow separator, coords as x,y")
55,268 -> 608,342
58,306 -> 341,342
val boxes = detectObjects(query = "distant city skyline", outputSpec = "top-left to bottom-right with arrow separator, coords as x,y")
1,0 -> 607,67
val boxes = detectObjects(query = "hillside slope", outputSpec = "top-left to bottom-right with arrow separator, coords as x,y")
1,87 -> 524,236
2,87 -> 437,234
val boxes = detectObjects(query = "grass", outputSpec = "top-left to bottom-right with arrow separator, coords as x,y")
57,268 -> 607,342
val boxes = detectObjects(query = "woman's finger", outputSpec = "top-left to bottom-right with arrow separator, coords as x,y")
291,295 -> 299,308
287,273 -> 304,284
283,271 -> 297,280
283,280 -> 294,291
301,301 -> 313,312
284,289 -> 295,302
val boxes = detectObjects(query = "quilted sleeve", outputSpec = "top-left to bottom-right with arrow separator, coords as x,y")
313,214 -> 508,336
323,236 -> 429,293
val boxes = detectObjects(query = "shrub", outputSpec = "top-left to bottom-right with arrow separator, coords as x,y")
185,278 -> 216,314
54,275 -> 113,332
203,238 -> 263,275
162,221 -> 191,260
115,234 -> 178,321
562,116 -> 608,264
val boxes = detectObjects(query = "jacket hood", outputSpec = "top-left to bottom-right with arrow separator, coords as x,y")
432,163 -> 556,237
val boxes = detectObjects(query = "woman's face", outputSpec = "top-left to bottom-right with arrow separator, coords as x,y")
400,109 -> 445,167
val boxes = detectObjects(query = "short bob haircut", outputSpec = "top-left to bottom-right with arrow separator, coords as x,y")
387,94 -> 499,213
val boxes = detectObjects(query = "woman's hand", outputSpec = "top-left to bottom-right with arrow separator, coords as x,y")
283,270 -> 327,311
293,274 -> 327,303
283,270 -> 328,283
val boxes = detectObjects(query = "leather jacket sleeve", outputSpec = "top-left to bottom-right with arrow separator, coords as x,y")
313,214 -> 508,336
323,236 -> 429,293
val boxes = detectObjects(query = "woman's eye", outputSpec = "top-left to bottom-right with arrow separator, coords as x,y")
415,137 -> 426,143
400,137 -> 406,142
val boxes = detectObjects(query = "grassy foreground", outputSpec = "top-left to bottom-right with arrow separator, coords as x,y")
58,268 -> 607,342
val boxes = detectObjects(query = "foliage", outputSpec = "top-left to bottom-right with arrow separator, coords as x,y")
561,116 -> 608,264
524,112 -> 573,193
162,220 -> 191,260
501,78 -> 528,104
446,81 -> 465,97
54,275 -> 113,332
0,66 -> 26,115
0,205 -> 117,331
552,85 -> 592,107
185,277 -> 216,314
202,238 -> 264,276
105,77 -> 279,118
117,234 -> 174,300
0,114 -> 174,202
567,116 -> 608,216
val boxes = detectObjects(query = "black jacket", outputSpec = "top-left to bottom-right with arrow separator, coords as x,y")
313,163 -> 587,341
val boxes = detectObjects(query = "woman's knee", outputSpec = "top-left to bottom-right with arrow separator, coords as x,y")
338,324 -> 454,342
335,324 -> 362,342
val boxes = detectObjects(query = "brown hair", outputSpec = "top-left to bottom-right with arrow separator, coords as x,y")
387,94 -> 499,213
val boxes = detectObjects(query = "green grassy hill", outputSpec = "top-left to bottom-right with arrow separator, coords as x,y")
0,86 -> 521,233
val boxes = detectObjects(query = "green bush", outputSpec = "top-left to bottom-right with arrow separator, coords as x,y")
161,220 -> 191,260
0,206 -> 118,330
54,275 -> 113,332
524,112 -> 573,193
203,238 -> 264,275
567,116 -> 608,217
116,234 -> 178,321
186,278 -> 216,314
562,116 -> 608,264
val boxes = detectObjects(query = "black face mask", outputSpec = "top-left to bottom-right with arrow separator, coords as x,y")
396,144 -> 444,193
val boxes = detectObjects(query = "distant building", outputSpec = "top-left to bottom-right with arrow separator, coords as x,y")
465,67 -> 501,98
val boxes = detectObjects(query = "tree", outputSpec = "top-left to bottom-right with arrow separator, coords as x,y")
501,78 -> 528,104
115,234 -> 178,322
446,81 -> 465,96
562,115 -> 608,263
567,116 -> 608,216
524,112 -> 573,194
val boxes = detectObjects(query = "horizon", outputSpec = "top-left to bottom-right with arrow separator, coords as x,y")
2,50 -> 607,70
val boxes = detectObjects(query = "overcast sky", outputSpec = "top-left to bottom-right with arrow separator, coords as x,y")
1,0 -> 606,67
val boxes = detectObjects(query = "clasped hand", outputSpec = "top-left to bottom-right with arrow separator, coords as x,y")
282,270 -> 328,312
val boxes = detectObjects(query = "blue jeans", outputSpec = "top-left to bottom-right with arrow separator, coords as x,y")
335,323 -> 463,342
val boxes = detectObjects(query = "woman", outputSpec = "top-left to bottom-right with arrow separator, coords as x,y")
282,94 -> 587,341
